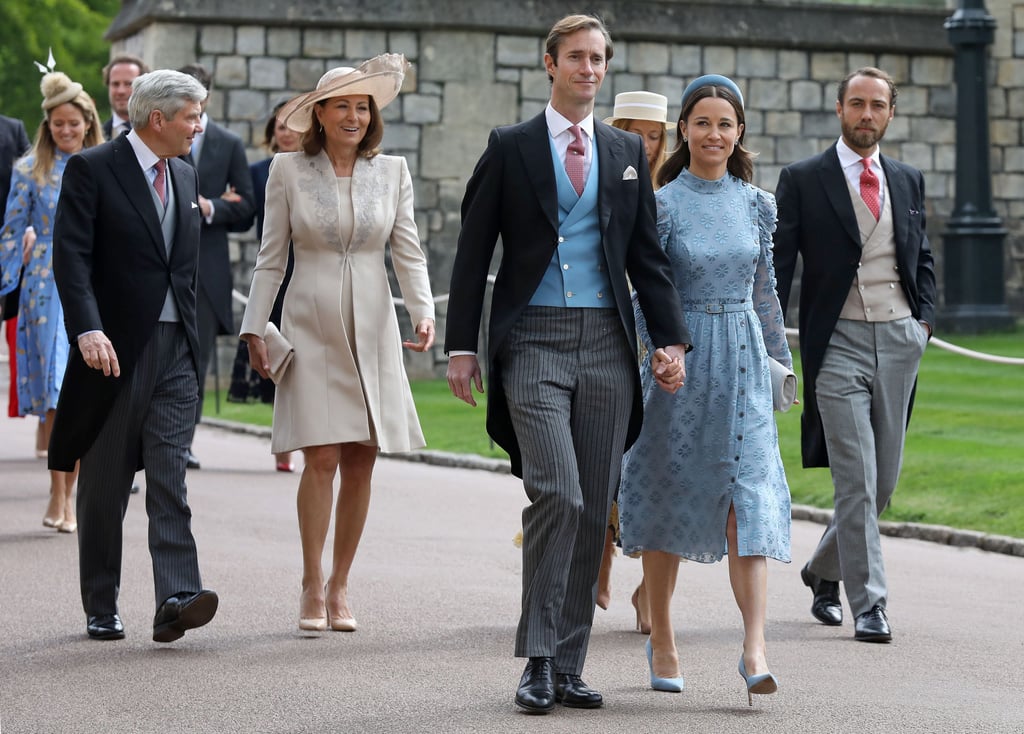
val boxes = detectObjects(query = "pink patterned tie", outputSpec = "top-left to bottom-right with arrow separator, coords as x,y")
859,158 -> 880,220
153,159 -> 167,208
565,125 -> 586,196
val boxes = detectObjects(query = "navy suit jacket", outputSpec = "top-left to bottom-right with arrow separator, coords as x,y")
49,135 -> 203,470
773,143 -> 936,468
0,114 -> 31,320
189,120 -> 255,334
445,112 -> 690,476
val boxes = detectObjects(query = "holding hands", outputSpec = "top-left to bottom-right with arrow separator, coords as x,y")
652,345 -> 688,393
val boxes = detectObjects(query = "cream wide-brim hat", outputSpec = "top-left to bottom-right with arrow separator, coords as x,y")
279,52 -> 409,133
603,91 -> 672,128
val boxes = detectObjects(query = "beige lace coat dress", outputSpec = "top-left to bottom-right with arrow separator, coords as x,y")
240,151 -> 434,454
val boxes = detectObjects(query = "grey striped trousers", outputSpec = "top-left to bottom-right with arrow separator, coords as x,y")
500,307 -> 635,675
77,322 -> 204,616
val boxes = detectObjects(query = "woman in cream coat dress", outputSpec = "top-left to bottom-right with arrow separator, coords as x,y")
240,54 -> 435,632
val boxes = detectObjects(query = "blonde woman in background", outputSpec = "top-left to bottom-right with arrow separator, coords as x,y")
0,68 -> 103,533
595,91 -> 673,632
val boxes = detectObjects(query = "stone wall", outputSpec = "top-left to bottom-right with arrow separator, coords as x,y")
106,0 -> 1023,377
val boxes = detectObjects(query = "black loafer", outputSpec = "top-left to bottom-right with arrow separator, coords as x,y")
555,673 -> 603,708
186,451 -> 201,469
153,589 -> 218,643
801,563 -> 843,626
854,605 -> 892,643
87,613 -> 125,640
515,657 -> 555,714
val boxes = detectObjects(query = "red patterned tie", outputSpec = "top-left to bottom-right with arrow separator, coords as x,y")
153,159 -> 167,208
859,158 -> 880,220
565,125 -> 586,196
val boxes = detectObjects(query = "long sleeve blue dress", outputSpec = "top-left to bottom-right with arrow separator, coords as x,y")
619,169 -> 792,563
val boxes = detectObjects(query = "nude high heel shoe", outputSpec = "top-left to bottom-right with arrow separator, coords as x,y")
326,584 -> 357,631
631,582 -> 651,634
298,585 -> 327,631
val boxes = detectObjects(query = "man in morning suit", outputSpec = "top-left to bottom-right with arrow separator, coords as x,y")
177,64 -> 255,469
50,70 -> 219,642
445,14 -> 691,713
773,67 -> 936,643
101,54 -> 149,140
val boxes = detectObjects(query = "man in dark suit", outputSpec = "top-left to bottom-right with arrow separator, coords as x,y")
0,113 -> 30,324
101,54 -> 149,140
445,14 -> 690,713
177,64 -> 255,469
51,69 -> 219,642
774,67 -> 936,644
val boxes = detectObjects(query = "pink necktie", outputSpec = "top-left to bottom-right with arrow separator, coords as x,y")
859,158 -> 880,220
565,125 -> 586,196
153,159 -> 167,208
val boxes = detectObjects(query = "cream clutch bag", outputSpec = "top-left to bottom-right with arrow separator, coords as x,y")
263,323 -> 294,384
768,356 -> 797,413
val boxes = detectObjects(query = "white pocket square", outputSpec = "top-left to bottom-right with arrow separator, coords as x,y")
191,201 -> 199,209
622,166 -> 638,181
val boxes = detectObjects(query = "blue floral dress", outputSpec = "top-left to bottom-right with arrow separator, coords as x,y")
619,169 -> 792,563
0,152 -> 70,417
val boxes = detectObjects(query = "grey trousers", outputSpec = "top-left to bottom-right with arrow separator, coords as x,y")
500,307 -> 635,675
77,322 -> 204,616
808,316 -> 928,617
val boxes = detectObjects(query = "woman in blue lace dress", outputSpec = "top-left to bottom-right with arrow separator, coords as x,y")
0,70 -> 103,532
618,75 -> 792,703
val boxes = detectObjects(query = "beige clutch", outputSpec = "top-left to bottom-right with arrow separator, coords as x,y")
263,323 -> 294,384
768,356 -> 797,413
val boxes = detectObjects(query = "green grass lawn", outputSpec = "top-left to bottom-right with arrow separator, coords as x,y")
205,331 -> 1024,538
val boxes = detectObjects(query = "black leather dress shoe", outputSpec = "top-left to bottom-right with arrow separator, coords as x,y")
87,614 -> 125,640
186,451 -> 201,469
801,563 -> 843,626
854,605 -> 892,643
130,483 -> 140,495
555,673 -> 603,708
153,589 -> 218,643
515,657 -> 555,714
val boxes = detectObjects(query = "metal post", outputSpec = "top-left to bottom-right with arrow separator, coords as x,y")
940,0 -> 1014,332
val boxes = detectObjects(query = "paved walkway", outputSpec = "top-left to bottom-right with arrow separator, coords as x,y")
1,411 -> 1022,733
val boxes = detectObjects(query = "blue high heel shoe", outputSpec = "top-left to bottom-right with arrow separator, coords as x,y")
738,656 -> 778,706
646,639 -> 684,692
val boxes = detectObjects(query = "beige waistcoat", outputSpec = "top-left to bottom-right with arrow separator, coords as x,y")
840,177 -> 912,322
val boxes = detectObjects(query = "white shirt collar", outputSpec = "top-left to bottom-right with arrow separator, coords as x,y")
837,136 -> 880,171
125,129 -> 162,172
545,104 -> 594,142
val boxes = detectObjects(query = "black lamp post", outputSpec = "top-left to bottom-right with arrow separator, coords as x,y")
941,0 -> 1014,332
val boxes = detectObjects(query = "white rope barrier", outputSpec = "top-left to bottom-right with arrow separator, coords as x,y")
231,288 -> 1020,365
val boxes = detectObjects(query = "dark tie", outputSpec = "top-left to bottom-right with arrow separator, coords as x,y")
153,159 -> 167,208
859,158 -> 880,220
565,124 -> 586,196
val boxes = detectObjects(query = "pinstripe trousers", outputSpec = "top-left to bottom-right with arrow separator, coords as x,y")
808,316 -> 928,617
500,307 -> 635,675
77,322 -> 204,616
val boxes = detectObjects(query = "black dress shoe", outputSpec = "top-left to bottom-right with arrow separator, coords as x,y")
515,657 -> 555,714
153,589 -> 218,643
854,605 -> 892,643
186,451 -> 201,469
87,614 -> 125,640
801,563 -> 843,626
130,483 -> 140,495
555,673 -> 603,709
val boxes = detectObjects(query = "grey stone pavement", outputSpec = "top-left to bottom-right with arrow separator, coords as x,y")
1,408 -> 1023,734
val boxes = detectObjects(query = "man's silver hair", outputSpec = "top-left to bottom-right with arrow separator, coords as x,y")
128,69 -> 207,129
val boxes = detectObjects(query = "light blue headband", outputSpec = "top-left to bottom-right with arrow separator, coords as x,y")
680,74 -> 744,112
